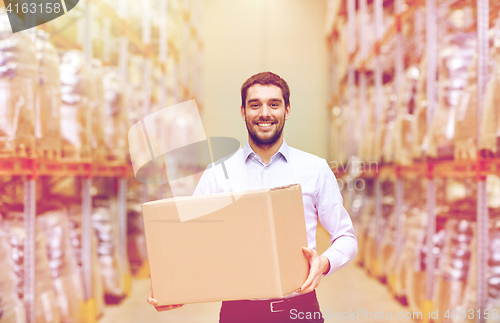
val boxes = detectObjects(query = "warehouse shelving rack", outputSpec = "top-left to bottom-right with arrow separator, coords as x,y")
327,0 -> 494,322
0,0 -> 204,322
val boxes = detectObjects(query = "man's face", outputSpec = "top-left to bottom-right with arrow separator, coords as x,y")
241,84 -> 290,146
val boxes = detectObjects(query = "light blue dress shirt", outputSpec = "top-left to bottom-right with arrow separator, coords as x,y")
193,139 -> 358,277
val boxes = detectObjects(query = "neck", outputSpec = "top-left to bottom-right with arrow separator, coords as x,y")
248,136 -> 284,165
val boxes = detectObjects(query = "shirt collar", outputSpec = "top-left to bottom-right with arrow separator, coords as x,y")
242,139 -> 290,163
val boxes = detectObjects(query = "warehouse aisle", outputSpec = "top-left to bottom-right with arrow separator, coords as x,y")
99,227 -> 415,323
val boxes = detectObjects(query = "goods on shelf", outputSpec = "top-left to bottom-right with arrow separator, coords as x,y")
38,210 -> 83,323
403,216 -> 447,314
0,217 -> 25,323
331,97 -> 349,163
354,195 -> 374,268
410,55 -> 428,160
402,210 -> 430,313
433,219 -> 474,323
390,206 -> 419,301
363,184 -> 395,278
92,197 -> 127,303
454,79 -> 477,160
4,212 -> 60,323
358,88 -> 375,162
0,12 -> 38,158
35,30 -> 62,160
67,204 -> 105,318
379,209 -> 398,282
127,202 -> 147,272
90,59 -> 106,162
393,66 -> 419,165
102,67 -> 127,162
59,50 -> 92,160
426,31 -> 476,159
374,84 -> 397,163
457,214 -> 500,323
479,45 -> 500,157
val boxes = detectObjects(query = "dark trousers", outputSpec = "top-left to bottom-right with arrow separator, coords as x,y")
219,290 -> 325,323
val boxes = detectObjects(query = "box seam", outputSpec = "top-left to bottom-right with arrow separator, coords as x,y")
266,194 -> 282,296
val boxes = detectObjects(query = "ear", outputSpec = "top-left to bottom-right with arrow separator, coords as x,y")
284,105 -> 290,120
240,105 -> 246,121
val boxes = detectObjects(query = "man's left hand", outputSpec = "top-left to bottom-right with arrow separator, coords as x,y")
299,247 -> 330,294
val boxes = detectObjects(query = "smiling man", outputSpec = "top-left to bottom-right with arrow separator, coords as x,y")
147,71 -> 358,322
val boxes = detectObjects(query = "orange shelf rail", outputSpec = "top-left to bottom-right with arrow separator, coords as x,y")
332,157 -> 500,180
0,157 -> 135,179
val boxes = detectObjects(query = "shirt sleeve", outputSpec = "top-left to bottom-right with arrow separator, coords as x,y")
316,160 -> 358,276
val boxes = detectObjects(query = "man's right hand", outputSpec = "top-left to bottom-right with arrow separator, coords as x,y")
148,283 -> 184,311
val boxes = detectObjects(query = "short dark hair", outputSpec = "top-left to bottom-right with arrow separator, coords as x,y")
241,72 -> 290,108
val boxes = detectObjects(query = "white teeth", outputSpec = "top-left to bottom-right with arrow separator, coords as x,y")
258,123 -> 272,126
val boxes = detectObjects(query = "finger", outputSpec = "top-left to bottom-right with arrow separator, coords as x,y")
147,297 -> 158,306
302,247 -> 314,257
302,277 -> 320,294
300,273 -> 314,292
154,304 -> 184,312
302,248 -> 316,266
300,282 -> 314,294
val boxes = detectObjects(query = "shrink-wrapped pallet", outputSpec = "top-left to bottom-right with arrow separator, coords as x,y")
67,205 -> 105,318
35,30 -> 61,160
454,83 -> 477,160
457,215 -> 500,323
0,217 -> 25,323
38,210 -> 83,323
411,55 -> 428,160
339,100 -> 350,164
0,12 -> 38,158
354,195 -> 374,268
404,212 -> 447,314
426,34 -> 476,159
127,202 -> 148,271
359,88 -> 375,162
380,210 -> 397,282
90,59 -> 106,162
433,219 -> 474,323
364,193 -> 394,278
92,197 -> 127,303
403,211 -> 429,313
5,213 -> 60,323
393,67 -> 420,165
479,67 -> 500,156
373,84 -> 396,163
102,68 -> 127,162
390,206 -> 419,300
59,50 -> 92,160
329,104 -> 343,163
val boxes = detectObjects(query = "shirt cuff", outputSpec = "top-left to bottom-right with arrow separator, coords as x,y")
321,248 -> 353,277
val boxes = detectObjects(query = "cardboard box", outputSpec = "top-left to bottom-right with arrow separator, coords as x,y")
142,184 -> 309,306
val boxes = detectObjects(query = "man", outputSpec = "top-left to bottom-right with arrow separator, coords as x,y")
148,72 -> 358,322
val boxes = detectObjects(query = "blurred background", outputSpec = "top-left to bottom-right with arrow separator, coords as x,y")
0,0 -> 499,322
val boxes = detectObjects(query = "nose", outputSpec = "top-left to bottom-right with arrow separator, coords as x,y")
259,104 -> 271,118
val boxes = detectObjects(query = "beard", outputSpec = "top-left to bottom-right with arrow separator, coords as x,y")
245,114 -> 286,146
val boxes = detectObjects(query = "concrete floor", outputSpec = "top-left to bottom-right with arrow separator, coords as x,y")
100,227 -> 416,323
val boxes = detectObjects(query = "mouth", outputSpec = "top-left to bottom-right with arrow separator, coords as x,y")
255,121 -> 275,130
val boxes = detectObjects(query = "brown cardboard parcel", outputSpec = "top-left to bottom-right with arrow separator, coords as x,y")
142,184 -> 309,306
